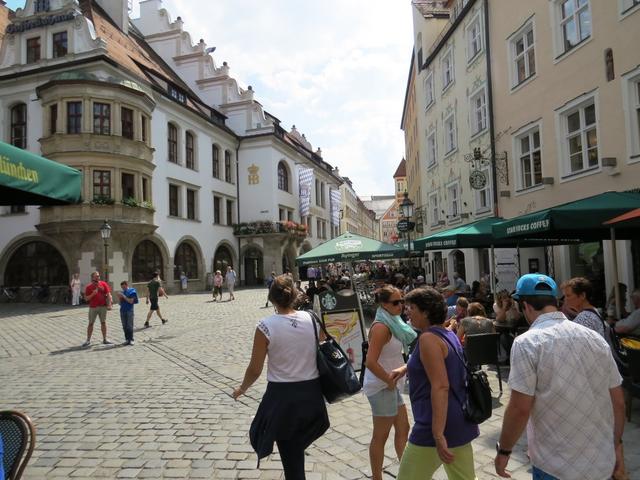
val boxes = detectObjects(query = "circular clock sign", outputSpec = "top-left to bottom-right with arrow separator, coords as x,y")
469,170 -> 487,190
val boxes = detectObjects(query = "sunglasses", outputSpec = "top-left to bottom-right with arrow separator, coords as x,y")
389,299 -> 405,306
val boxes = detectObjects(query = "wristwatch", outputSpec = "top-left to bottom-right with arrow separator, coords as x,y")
496,442 -> 512,456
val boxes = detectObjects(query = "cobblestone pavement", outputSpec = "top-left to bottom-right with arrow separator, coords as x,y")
1,289 -> 639,479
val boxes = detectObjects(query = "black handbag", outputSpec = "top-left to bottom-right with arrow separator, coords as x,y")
433,330 -> 492,424
309,311 -> 362,403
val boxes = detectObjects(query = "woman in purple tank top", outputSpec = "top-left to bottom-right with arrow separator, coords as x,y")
392,287 -> 479,480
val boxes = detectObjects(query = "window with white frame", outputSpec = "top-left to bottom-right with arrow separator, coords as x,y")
470,88 -> 487,135
442,47 -> 454,91
560,99 -> 599,176
425,71 -> 434,108
620,0 -> 640,15
447,182 -> 460,220
516,127 -> 543,189
466,14 -> 483,62
555,0 -> 591,55
444,112 -> 457,154
634,80 -> 640,156
475,168 -> 492,212
510,22 -> 536,87
624,74 -> 640,158
426,128 -> 437,167
429,192 -> 439,226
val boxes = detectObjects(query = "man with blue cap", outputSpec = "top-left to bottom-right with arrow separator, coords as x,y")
494,274 -> 626,480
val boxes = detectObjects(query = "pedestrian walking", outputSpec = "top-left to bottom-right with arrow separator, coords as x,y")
212,270 -> 223,301
70,273 -> 82,306
363,285 -> 415,480
395,287 -> 479,480
117,280 -> 138,346
83,271 -> 113,346
265,271 -> 276,307
225,265 -> 237,301
494,274 -> 626,480
145,271 -> 168,327
233,275 -> 329,479
180,271 -> 188,293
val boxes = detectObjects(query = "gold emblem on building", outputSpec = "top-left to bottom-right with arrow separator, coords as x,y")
248,164 -> 259,185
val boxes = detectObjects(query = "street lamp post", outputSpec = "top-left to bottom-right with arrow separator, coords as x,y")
100,219 -> 112,284
399,192 -> 415,288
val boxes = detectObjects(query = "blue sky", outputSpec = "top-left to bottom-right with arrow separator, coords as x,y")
6,0 -> 413,196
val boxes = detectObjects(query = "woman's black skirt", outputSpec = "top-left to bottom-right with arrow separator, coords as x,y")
249,378 -> 330,462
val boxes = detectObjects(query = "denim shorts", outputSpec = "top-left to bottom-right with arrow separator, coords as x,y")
366,388 -> 404,417
532,466 -> 560,480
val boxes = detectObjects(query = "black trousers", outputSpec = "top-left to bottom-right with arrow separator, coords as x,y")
276,439 -> 306,480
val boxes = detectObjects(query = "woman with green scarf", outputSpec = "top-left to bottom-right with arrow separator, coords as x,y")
363,285 -> 417,480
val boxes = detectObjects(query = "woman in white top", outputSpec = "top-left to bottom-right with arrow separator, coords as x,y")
363,285 -> 417,480
70,273 -> 82,306
233,275 -> 329,479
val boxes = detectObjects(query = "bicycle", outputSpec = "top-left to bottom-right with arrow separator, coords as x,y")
1,285 -> 19,302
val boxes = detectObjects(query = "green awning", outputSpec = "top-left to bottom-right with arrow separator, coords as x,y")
414,216 -> 582,251
296,232 -> 406,266
492,191 -> 640,241
0,141 -> 82,205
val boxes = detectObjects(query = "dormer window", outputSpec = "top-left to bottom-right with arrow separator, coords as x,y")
34,0 -> 50,13
26,37 -> 41,63
168,85 -> 186,104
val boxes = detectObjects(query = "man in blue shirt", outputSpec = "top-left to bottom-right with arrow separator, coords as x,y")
118,281 -> 138,346
0,431 -> 5,480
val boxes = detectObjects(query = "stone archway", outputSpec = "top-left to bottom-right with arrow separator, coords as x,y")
213,244 -> 234,274
3,240 -> 69,286
243,246 -> 264,286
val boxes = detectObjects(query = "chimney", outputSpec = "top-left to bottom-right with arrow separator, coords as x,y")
95,0 -> 129,34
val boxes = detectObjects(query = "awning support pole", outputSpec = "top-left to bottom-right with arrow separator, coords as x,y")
611,228 -> 621,320
490,245 -> 497,295
349,262 -> 367,343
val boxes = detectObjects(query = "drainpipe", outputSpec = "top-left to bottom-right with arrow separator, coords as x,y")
235,139 -> 242,286
484,0 -> 499,216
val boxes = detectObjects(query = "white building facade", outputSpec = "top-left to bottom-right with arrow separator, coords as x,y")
0,0 -> 341,292
411,0 -> 494,284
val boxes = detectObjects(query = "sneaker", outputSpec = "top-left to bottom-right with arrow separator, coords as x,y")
144,322 -> 150,328
102,339 -> 112,345
129,340 -> 135,346
82,340 -> 90,347
162,319 -> 168,325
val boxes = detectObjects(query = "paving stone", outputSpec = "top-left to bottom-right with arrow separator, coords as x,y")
5,290 -> 640,480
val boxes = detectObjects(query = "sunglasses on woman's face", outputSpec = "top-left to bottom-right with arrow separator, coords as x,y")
389,299 -> 405,306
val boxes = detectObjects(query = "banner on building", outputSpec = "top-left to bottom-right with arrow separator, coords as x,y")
299,167 -> 314,217
330,189 -> 342,227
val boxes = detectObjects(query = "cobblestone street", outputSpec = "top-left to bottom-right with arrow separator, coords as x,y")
1,288 -> 639,479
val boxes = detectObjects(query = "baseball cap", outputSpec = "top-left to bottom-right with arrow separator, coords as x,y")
512,274 -> 558,300
416,275 -> 425,283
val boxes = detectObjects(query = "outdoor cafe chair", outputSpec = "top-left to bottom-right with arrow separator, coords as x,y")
464,333 -> 502,393
0,410 -> 36,480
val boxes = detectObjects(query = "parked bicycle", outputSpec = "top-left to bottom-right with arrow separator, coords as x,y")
1,285 -> 19,302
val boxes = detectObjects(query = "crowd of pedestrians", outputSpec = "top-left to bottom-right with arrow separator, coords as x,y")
232,269 -> 635,480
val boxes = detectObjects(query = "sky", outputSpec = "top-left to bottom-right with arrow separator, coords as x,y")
6,0 -> 414,197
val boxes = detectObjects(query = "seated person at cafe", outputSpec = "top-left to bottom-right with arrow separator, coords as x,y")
493,290 -> 521,327
443,285 -> 459,307
444,297 -> 469,332
615,288 -> 640,336
457,302 -> 495,345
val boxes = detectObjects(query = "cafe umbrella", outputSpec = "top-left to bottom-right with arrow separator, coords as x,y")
0,141 -> 82,205
492,191 -> 640,318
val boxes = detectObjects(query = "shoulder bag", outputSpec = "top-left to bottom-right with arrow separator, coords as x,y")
431,329 -> 492,424
308,311 -> 362,403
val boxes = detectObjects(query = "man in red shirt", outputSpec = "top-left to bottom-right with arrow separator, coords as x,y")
83,271 -> 113,347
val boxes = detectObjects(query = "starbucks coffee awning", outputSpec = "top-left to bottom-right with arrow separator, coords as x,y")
0,141 -> 82,205
492,191 -> 640,241
295,232 -> 406,266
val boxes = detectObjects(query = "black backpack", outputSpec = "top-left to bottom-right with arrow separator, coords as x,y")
431,330 -> 492,424
585,308 -> 628,376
